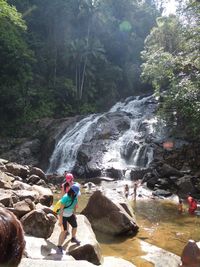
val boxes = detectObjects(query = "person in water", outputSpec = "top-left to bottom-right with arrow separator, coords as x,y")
0,207 -> 25,267
57,184 -> 81,254
124,184 -> 129,198
178,199 -> 184,214
187,193 -> 197,215
133,181 -> 140,200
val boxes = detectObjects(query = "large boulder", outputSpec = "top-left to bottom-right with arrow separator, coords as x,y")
24,215 -> 102,265
0,171 -> 14,189
157,163 -> 182,178
12,181 -> 32,191
49,215 -> 103,265
13,189 -> 39,202
21,210 -> 56,238
10,199 -> 35,218
81,190 -> 138,236
24,235 -> 74,261
180,240 -> 200,267
0,189 -> 18,206
176,175 -> 196,195
29,167 -> 46,181
5,162 -> 29,179
32,185 -> 53,206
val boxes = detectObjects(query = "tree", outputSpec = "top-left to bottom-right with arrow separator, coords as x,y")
1,0 -> 160,133
0,0 -> 33,135
141,1 -> 200,139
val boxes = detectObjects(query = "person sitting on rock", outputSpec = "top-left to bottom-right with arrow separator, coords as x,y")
0,207 -> 25,267
57,184 -> 81,254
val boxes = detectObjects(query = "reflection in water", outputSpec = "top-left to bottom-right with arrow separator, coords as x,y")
134,200 -> 200,257
78,193 -> 200,266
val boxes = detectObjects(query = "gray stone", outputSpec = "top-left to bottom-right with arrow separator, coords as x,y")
140,240 -> 181,267
81,190 -> 138,236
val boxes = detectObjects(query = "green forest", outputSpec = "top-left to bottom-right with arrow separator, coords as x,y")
0,0 -> 199,139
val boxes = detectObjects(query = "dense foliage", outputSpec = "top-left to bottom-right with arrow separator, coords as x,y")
141,0 -> 200,139
0,0 -> 160,136
0,0 -> 33,133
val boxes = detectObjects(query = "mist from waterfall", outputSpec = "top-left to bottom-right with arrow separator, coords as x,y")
47,95 -> 163,175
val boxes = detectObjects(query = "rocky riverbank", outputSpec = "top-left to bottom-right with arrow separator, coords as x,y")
1,158 -> 200,266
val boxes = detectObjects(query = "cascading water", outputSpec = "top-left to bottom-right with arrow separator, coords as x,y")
47,95 -> 164,176
47,114 -> 99,174
102,95 -> 161,169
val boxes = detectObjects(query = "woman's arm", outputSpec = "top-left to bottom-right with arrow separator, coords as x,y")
58,204 -> 65,226
60,184 -> 65,198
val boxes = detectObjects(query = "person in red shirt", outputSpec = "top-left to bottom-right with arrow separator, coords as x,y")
187,193 -> 197,215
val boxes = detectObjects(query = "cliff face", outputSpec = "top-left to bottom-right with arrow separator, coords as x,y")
0,116 -> 83,171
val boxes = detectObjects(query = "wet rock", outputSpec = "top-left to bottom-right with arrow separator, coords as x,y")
130,168 -> 150,180
157,163 -> 183,178
103,167 -> 123,179
147,176 -> 159,189
152,189 -> 172,197
176,175 -> 196,195
120,141 -> 139,159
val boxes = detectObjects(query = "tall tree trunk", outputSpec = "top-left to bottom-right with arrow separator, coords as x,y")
80,21 -> 91,99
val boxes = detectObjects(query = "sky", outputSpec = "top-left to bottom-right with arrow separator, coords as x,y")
162,0 -> 177,16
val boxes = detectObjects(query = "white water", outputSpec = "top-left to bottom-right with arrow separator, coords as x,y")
47,114 -> 100,174
47,95 -> 163,175
102,96 -> 159,170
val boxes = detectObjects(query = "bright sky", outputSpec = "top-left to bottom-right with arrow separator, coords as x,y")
163,0 -> 177,16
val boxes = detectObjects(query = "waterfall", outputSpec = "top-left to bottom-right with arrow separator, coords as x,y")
47,95 -> 164,175
102,96 -> 160,170
47,114 -> 99,174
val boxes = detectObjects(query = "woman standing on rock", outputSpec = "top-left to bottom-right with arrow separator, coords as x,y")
57,184 -> 81,254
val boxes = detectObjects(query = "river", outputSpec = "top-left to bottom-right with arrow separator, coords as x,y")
76,183 -> 200,266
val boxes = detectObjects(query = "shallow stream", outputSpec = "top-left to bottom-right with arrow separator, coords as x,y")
76,185 -> 200,266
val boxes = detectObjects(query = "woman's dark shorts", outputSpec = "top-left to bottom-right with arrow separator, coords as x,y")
63,214 -> 77,229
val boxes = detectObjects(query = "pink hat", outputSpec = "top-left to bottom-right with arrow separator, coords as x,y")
65,173 -> 74,183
